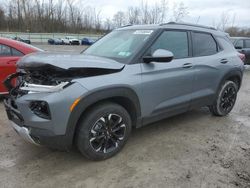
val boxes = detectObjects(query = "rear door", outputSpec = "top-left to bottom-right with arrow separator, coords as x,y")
0,44 -> 23,93
189,32 -> 227,108
140,30 -> 195,123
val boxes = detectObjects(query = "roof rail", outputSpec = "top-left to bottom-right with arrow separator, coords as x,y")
160,22 -> 216,30
119,24 -> 133,28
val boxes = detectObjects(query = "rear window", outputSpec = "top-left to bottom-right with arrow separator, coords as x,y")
216,36 -> 235,50
0,44 -> 11,56
192,32 -> 218,57
12,48 -> 24,56
245,40 -> 250,48
235,40 -> 244,48
0,44 -> 26,57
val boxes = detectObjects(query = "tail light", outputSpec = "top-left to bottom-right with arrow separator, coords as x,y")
238,53 -> 246,63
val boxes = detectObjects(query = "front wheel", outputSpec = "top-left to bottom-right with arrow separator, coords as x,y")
76,102 -> 132,160
209,81 -> 238,116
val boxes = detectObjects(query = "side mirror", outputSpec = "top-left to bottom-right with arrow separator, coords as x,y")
143,49 -> 174,63
235,46 -> 243,50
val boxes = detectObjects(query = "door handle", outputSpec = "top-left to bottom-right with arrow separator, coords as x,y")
220,59 -> 228,64
182,63 -> 193,68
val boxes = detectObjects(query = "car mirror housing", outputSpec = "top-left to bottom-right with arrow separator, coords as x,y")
143,49 -> 174,63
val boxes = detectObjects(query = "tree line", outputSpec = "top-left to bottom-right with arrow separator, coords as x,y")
0,0 -> 190,33
0,0 -> 249,37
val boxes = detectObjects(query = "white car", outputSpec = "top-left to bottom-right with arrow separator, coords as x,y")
62,36 -> 80,45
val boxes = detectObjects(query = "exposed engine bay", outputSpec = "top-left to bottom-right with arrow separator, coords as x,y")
21,66 -> 123,85
3,52 -> 125,96
4,66 -> 123,96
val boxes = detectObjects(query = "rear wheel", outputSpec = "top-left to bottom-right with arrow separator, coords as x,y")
209,81 -> 238,116
76,102 -> 132,160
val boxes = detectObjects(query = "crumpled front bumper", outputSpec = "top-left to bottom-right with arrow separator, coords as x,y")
3,81 -> 88,150
10,120 -> 39,145
4,99 -> 39,145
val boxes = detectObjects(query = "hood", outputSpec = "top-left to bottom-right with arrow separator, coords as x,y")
17,52 -> 124,71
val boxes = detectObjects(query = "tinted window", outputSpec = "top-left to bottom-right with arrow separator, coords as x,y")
235,40 -> 244,48
245,40 -> 250,48
192,32 -> 217,56
12,48 -> 24,56
150,31 -> 189,59
0,44 -> 11,56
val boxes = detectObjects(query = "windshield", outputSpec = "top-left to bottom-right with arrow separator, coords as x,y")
83,29 -> 154,63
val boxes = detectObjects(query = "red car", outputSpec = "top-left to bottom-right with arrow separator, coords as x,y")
0,37 -> 41,95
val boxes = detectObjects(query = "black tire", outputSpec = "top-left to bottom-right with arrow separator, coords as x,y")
76,102 -> 132,161
209,81 -> 238,116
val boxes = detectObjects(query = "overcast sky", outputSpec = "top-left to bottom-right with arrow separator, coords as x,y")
84,0 -> 250,27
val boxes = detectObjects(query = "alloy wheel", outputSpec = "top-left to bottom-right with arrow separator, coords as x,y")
89,114 -> 126,154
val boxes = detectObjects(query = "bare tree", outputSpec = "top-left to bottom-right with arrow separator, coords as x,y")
213,11 -> 238,31
104,18 -> 113,31
172,2 -> 188,22
127,7 -> 140,25
0,6 -> 5,30
1,0 -> 173,33
113,11 -> 126,27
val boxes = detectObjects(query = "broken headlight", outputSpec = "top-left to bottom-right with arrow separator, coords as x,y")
20,82 -> 71,93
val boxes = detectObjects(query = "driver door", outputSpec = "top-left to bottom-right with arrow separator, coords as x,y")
140,30 -> 195,124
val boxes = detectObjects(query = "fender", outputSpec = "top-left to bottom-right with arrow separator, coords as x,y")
65,86 -> 142,146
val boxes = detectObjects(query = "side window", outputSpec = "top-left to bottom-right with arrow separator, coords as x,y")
11,48 -> 24,56
150,31 -> 189,59
216,37 -> 235,51
192,32 -> 218,57
0,44 -> 12,56
245,40 -> 250,48
235,40 -> 244,48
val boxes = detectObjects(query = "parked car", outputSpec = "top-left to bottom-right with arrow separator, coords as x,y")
3,23 -> 244,160
12,36 -> 31,44
64,36 -> 80,45
48,38 -> 63,45
81,38 -> 96,45
231,37 -> 250,64
0,37 -> 42,95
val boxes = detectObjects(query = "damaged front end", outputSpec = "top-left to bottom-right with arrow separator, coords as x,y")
3,52 -> 125,150
4,63 -> 124,96
3,70 -> 72,97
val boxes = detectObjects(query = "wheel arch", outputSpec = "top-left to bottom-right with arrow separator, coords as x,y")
65,87 -> 142,147
218,69 -> 243,91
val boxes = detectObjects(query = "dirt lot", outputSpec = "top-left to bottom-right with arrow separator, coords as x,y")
0,45 -> 250,188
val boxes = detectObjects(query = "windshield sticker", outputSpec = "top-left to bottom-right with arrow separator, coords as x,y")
118,52 -> 131,57
133,30 -> 153,35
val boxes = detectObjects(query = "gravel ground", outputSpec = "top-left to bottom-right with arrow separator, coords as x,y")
0,45 -> 250,188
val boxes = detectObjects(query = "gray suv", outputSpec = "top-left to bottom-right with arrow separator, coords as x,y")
4,23 -> 244,160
